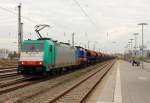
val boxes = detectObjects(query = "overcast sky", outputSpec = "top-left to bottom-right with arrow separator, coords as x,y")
0,0 -> 150,53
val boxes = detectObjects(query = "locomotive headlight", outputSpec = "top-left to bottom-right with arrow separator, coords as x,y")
21,61 -> 24,65
39,61 -> 42,65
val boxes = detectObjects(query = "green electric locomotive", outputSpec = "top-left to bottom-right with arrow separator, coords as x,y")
18,38 -> 78,76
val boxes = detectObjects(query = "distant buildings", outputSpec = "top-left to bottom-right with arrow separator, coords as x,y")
132,50 -> 150,58
124,49 -> 150,60
0,49 -> 10,59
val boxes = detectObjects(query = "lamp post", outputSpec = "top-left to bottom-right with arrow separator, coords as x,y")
130,39 -> 134,58
133,33 -> 139,57
138,23 -> 148,69
128,41 -> 131,59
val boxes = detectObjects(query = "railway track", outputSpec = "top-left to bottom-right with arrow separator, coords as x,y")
0,66 -> 17,69
0,73 -> 67,95
0,71 -> 18,78
0,77 -> 37,95
13,60 -> 114,103
44,60 -> 114,103
0,60 -> 115,103
0,75 -> 23,82
0,61 -> 108,103
0,67 -> 19,79
0,68 -> 17,73
0,77 -> 26,88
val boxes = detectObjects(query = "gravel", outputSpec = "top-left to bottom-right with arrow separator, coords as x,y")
0,63 -> 103,103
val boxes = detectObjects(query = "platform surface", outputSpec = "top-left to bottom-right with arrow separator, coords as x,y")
85,60 -> 150,103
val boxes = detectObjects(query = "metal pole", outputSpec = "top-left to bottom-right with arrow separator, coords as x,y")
18,3 -> 21,53
135,35 -> 137,50
133,33 -> 139,57
142,25 -> 144,69
135,35 -> 137,56
131,41 -> 132,53
138,23 -> 148,69
128,42 -> 131,59
88,41 -> 90,49
130,39 -> 134,58
72,32 -> 75,47
21,23 -> 23,46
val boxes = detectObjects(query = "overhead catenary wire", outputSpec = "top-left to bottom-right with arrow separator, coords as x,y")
0,5 -> 58,34
13,0 -> 20,4
0,6 -> 17,15
0,3 -> 61,42
0,17 -> 17,22
0,1 -> 97,28
2,1 -> 35,24
0,6 -> 38,24
72,0 -> 98,28
0,20 -> 17,23
0,1 -> 98,36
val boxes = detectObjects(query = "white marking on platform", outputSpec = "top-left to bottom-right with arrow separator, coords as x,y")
113,62 -> 122,103
96,62 -> 122,103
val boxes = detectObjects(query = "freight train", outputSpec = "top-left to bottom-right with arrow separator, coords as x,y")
17,38 -> 114,77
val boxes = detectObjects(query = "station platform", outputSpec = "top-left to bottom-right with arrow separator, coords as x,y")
85,60 -> 150,103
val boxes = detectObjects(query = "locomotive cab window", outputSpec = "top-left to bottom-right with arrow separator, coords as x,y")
21,43 -> 44,52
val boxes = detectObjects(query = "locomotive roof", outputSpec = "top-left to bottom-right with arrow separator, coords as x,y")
75,46 -> 84,49
37,38 -> 52,40
23,39 -> 55,45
